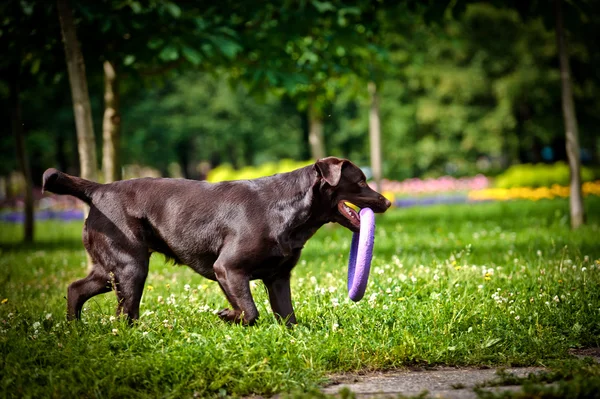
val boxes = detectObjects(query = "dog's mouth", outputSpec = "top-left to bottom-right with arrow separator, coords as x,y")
337,201 -> 361,230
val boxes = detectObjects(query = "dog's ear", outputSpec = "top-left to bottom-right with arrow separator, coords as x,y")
315,157 -> 346,187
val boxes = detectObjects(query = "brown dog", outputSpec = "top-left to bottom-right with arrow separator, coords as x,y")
42,157 -> 391,325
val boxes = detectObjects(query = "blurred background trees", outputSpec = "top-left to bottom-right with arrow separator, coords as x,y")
2,0 -> 599,233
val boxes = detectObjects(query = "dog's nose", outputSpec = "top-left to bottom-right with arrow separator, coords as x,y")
382,197 -> 392,209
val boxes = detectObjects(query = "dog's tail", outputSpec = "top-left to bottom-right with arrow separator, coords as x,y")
42,168 -> 100,205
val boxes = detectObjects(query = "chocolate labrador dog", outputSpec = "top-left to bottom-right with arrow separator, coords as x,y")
42,157 -> 391,325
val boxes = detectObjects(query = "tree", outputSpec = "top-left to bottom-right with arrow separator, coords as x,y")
70,0 -> 248,181
1,0 -> 67,242
442,0 -> 598,225
554,0 -> 584,228
9,68 -> 34,242
368,81 -> 382,192
57,0 -> 98,183
102,59 -> 121,182
232,1 -> 382,160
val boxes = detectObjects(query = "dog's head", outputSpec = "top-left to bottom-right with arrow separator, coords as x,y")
314,157 -> 391,232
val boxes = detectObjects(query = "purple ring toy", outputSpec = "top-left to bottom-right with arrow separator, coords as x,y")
347,207 -> 375,302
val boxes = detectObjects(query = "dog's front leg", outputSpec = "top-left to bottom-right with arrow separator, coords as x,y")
264,274 -> 297,326
213,257 -> 258,326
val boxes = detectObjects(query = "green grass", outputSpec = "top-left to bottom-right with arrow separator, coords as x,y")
1,198 -> 599,398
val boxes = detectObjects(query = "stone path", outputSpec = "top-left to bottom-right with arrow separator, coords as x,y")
322,349 -> 600,398
323,366 -> 545,399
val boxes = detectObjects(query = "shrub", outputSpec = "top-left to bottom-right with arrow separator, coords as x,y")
495,162 -> 595,189
206,159 -> 313,182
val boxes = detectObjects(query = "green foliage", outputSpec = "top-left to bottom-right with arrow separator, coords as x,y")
495,162 -> 596,188
123,72 -> 306,176
2,1 -> 600,182
369,3 -> 568,179
207,159 -> 313,182
1,198 -> 599,397
232,1 -> 383,113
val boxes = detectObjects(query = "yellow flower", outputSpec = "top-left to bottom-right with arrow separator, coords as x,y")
1,298 -> 7,304
147,285 -> 154,291
398,297 -> 406,301
454,266 -> 461,271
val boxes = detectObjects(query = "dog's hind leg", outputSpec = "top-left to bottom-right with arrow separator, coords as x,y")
213,256 -> 259,325
67,269 -> 112,320
113,257 -> 149,322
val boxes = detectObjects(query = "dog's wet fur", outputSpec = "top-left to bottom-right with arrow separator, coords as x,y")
42,157 -> 391,325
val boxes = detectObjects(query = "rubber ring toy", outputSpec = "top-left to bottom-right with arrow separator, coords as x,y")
347,207 -> 375,302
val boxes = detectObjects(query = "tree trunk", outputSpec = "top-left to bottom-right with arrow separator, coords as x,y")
308,99 -> 326,160
10,72 -> 34,243
368,81 -> 383,193
176,140 -> 191,179
555,0 -> 585,228
57,0 -> 98,183
102,59 -> 121,183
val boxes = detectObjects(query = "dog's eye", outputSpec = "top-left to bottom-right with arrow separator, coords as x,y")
358,181 -> 367,188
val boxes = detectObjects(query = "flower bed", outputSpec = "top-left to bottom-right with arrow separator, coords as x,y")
378,175 -> 490,196
469,181 -> 600,202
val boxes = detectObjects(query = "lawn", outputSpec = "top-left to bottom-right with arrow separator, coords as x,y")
1,198 -> 599,398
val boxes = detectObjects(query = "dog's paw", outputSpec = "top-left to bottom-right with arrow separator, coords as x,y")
217,308 -> 242,323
